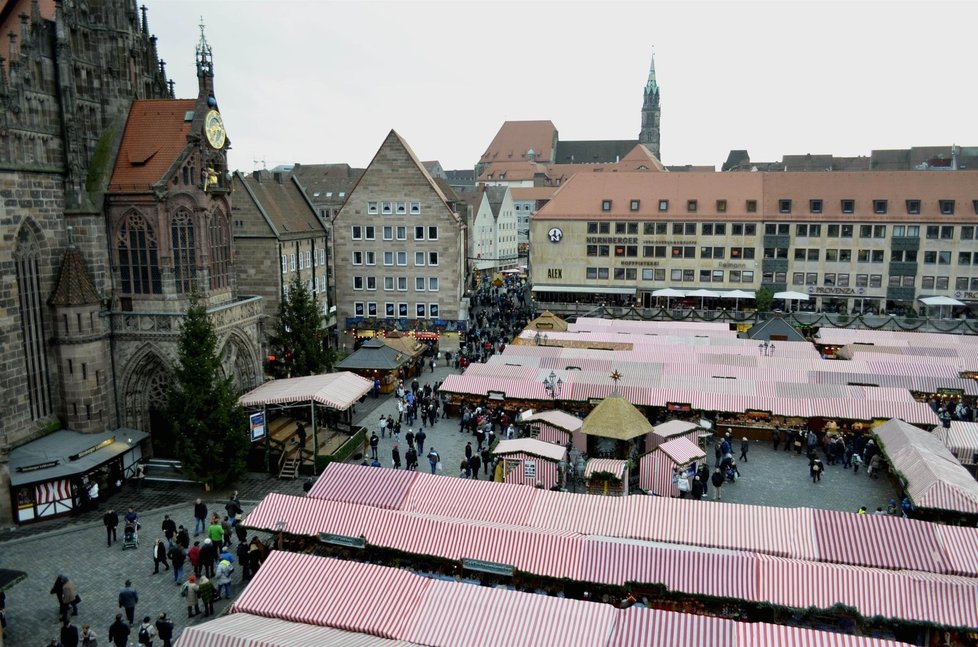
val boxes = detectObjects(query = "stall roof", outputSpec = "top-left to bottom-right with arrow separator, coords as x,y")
336,339 -> 408,371
656,437 -> 706,464
584,458 -> 629,480
307,462 -> 416,509
521,409 -> 583,432
581,394 -> 653,440
873,418 -> 978,514
935,421 -> 978,464
175,614 -> 420,647
653,419 -> 701,438
238,372 -> 372,409
493,438 -> 567,462
8,428 -> 148,487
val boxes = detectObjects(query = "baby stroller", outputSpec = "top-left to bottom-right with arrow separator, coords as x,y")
122,521 -> 140,549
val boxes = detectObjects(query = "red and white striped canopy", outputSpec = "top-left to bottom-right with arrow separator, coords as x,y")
238,372 -> 372,409
398,473 -> 537,526
609,607 -> 736,647
585,458 -> 628,480
174,613 -> 418,647
738,621 -> 912,647
405,580 -> 617,647
307,462 -> 416,509
812,509 -> 947,573
657,437 -> 706,464
231,552 -> 430,638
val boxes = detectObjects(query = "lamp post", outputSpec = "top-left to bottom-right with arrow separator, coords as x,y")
758,341 -> 776,357
543,370 -> 563,404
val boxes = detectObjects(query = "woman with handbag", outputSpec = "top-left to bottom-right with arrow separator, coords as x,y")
81,624 -> 98,646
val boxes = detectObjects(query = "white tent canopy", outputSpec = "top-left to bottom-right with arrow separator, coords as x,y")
721,290 -> 756,299
919,296 -> 964,306
773,291 -> 810,301
652,288 -> 686,297
238,372 -> 373,410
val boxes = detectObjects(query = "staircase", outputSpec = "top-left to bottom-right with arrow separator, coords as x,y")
279,456 -> 300,480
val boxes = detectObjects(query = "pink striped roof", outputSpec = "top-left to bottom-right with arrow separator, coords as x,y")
938,421 -> 978,463
812,509 -> 947,573
653,419 -> 700,437
405,580 -> 616,647
657,438 -> 706,465
500,451 -> 561,490
494,438 -> 567,462
177,614 -> 418,647
581,538 -> 756,600
523,408 -> 583,432
238,372 -> 373,409
536,423 -> 572,445
937,525 -> 978,576
585,458 -> 628,480
755,554 -> 978,629
307,462 -> 416,508
231,551 -> 431,638
399,473 -> 537,526
609,607 -> 737,647
739,620 -> 912,647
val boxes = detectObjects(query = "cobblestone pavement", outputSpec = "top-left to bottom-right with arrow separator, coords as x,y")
0,333 -> 904,645
698,437 -> 899,512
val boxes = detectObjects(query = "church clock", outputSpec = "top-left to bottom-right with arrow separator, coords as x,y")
204,109 -> 226,149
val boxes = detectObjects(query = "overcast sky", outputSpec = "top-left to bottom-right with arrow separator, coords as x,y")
146,0 -> 976,173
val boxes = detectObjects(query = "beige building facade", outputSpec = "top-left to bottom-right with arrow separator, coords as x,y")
531,170 -> 978,315
332,131 -> 467,332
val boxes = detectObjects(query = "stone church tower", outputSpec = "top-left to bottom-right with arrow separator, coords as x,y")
639,52 -> 661,161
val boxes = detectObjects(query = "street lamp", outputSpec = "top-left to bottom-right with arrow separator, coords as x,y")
758,341 -> 776,357
543,370 -> 563,402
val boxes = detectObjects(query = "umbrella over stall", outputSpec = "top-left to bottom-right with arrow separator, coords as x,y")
651,288 -> 685,308
720,289 -> 756,310
773,290 -> 810,312
919,295 -> 964,319
685,288 -> 721,310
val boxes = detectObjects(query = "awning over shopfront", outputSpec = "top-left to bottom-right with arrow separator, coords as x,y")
175,613 -> 419,647
531,285 -> 636,295
8,428 -> 148,487
238,372 -> 372,410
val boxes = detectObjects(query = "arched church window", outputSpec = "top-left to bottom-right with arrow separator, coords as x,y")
171,208 -> 197,294
117,210 -> 162,294
15,224 -> 53,419
209,209 -> 231,290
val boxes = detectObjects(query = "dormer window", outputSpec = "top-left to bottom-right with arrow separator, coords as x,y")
601,199 -> 613,212
658,199 -> 669,212
630,199 -> 640,211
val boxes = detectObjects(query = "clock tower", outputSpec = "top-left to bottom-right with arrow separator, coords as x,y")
639,51 -> 661,161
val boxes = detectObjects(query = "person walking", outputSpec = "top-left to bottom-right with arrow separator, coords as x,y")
169,542 -> 186,584
739,437 -> 749,462
60,618 -> 80,647
103,508 -> 119,547
225,492 -> 243,527
136,616 -> 155,646
710,468 -> 724,500
772,426 -> 781,451
155,612 -> 174,647
369,432 -> 379,459
200,538 -> 217,578
198,576 -> 216,617
415,429 -> 426,455
80,623 -> 97,647
391,445 -> 402,469
161,515 -> 177,546
469,454 -> 481,480
481,447 -> 492,476
193,498 -> 207,537
152,538 -> 169,574
427,448 -> 440,474
118,580 -> 138,625
810,457 -> 824,483
108,614 -> 130,647
182,575 -> 200,617
214,559 -> 234,600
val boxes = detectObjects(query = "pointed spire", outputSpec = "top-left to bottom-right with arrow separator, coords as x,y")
196,17 -> 213,77
645,48 -> 658,96
140,4 -> 149,36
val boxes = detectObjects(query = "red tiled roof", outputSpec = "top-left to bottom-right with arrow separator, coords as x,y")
109,99 -> 196,192
480,120 -> 557,164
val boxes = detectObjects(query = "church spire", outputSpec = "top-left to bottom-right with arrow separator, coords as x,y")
639,49 -> 661,162
195,18 -> 213,78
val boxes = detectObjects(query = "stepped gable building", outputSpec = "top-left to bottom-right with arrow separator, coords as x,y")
332,130 -> 467,334
529,169 -> 978,315
231,169 -> 331,343
0,2 -> 261,524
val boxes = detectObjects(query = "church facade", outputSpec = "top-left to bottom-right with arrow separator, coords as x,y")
0,1 -> 261,524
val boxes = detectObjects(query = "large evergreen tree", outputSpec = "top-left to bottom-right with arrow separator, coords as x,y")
268,276 -> 335,378
168,297 -> 248,489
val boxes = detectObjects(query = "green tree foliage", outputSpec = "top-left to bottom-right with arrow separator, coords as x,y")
268,277 -> 335,378
755,286 -> 774,313
168,297 -> 248,489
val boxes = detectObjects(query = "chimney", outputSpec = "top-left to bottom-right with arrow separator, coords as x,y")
253,170 -> 262,183
273,172 -> 282,184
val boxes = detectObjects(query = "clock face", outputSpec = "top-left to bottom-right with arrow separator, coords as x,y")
204,109 -> 226,149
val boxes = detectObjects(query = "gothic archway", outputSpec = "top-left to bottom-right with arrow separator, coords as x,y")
219,333 -> 260,395
122,349 -> 174,455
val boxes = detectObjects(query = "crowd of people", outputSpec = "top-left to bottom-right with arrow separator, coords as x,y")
41,493 -> 273,647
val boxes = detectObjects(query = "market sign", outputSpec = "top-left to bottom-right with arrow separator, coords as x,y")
318,532 -> 366,549
666,402 -> 691,412
745,409 -> 771,419
250,411 -> 266,442
16,460 -> 60,473
70,437 -> 115,461
937,388 -> 965,396
523,460 -> 537,479
462,558 -> 514,576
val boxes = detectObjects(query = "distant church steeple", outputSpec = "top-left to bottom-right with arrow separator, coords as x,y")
639,50 -> 661,161
196,18 -> 215,98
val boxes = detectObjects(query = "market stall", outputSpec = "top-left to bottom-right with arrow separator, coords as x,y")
7,428 -> 148,523
934,421 -> 978,468
174,614 -> 416,647
493,438 -> 567,489
585,458 -> 629,496
336,339 -> 413,394
649,419 -> 703,452
639,437 -> 705,497
580,390 -> 653,459
520,408 -> 585,452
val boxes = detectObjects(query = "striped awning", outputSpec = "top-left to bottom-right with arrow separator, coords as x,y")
936,422 -> 978,464
174,614 -> 419,647
585,458 -> 628,481
657,437 -> 706,465
307,462 -> 416,509
501,452 -> 561,490
238,372 -> 373,409
231,552 -> 431,638
398,473 -> 538,526
812,509 -> 947,573
609,607 -> 736,647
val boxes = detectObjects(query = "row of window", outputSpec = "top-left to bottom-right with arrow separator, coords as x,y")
584,222 -> 978,240
352,225 -> 439,241
787,272 -> 978,291
353,251 -> 439,266
587,245 -> 756,259
353,302 -> 440,319
282,275 -> 328,296
366,201 -> 422,216
586,267 -> 757,284
352,276 -> 440,292
280,249 -> 327,274
598,197 -> 976,216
